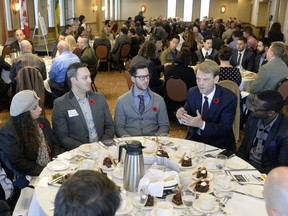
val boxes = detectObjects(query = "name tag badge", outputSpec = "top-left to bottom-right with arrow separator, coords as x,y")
68,109 -> 79,117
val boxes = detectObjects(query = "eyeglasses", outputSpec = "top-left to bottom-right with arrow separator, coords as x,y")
251,102 -> 268,112
134,75 -> 150,81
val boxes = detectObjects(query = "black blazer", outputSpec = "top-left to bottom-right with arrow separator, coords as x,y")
254,54 -> 268,73
230,49 -> 255,71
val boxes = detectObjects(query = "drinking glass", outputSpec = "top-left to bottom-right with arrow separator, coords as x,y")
213,174 -> 229,201
195,144 -> 206,163
215,154 -> 228,173
159,133 -> 171,149
181,187 -> 196,215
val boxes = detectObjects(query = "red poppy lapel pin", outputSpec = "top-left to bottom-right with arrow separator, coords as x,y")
152,106 -> 158,112
38,123 -> 44,129
89,99 -> 95,105
213,98 -> 220,104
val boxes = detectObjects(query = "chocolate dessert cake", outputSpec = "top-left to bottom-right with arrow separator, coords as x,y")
181,156 -> 192,167
156,149 -> 169,158
103,157 -> 113,168
195,180 -> 209,192
172,192 -> 183,205
196,168 -> 208,178
144,194 -> 154,207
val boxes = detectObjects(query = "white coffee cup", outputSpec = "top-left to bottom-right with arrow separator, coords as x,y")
179,171 -> 192,187
119,192 -> 127,210
156,201 -> 173,216
145,141 -> 156,152
204,158 -> 217,170
179,146 -> 192,157
199,194 -> 215,211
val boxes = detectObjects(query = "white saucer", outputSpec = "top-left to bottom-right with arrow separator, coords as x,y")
50,191 -> 58,203
193,199 -> 219,213
79,144 -> 94,153
150,207 -> 178,216
101,165 -> 115,171
188,183 -> 213,194
226,160 -> 247,169
112,169 -> 123,180
179,163 -> 196,170
116,201 -> 133,215
165,194 -> 185,209
133,199 -> 155,210
143,148 -> 156,154
192,171 -> 214,181
47,160 -> 70,171
244,185 -> 264,199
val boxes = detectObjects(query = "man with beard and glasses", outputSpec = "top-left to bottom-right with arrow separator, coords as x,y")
114,63 -> 169,137
254,38 -> 271,73
237,90 -> 288,174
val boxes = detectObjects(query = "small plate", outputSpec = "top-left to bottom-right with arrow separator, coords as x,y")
192,171 -> 214,181
112,169 -> 123,180
226,160 -> 247,170
193,199 -> 219,213
116,200 -> 133,215
150,207 -> 178,216
165,194 -> 185,209
101,165 -> 115,171
47,160 -> 70,171
188,183 -> 213,194
222,182 -> 236,192
179,163 -> 197,170
133,199 -> 155,210
79,144 -> 100,154
143,148 -> 156,154
50,191 -> 58,203
244,185 -> 264,199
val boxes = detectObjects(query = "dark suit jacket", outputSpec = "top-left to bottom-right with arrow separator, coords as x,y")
10,40 -> 34,53
192,49 -> 218,66
237,113 -> 288,173
254,54 -> 268,73
111,35 -> 132,61
80,47 -> 97,80
184,85 -> 237,151
52,91 -> 115,150
230,49 -> 255,71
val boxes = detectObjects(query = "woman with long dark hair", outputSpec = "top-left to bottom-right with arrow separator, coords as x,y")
268,22 -> 286,43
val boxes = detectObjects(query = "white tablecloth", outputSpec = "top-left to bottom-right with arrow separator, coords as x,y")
28,137 -> 267,216
239,71 -> 257,92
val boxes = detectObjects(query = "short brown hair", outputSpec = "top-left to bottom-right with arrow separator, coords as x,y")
269,42 -> 286,58
196,59 -> 219,77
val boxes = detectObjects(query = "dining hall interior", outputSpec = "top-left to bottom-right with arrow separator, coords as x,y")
1,0 -> 288,215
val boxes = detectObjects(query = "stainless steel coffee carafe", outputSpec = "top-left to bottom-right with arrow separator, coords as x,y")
118,140 -> 144,192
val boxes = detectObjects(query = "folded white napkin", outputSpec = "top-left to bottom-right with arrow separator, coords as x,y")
138,169 -> 179,197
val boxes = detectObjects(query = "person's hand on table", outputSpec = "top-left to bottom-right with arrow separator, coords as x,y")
176,107 -> 187,119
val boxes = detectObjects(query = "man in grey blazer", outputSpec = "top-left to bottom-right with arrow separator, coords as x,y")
114,63 -> 169,137
52,62 -> 114,150
237,90 -> 288,174
246,42 -> 288,110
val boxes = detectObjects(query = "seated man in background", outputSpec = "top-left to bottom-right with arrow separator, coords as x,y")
254,38 -> 270,73
111,27 -> 132,62
10,29 -> 34,53
54,170 -> 121,216
52,62 -> 114,150
77,36 -> 97,82
176,60 -> 237,151
237,90 -> 288,174
246,41 -> 288,110
263,167 -> 288,216
192,36 -> 218,65
161,35 -> 179,65
114,63 -> 169,137
48,40 -> 80,95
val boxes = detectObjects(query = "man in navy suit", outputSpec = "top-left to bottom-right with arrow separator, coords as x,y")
230,37 -> 255,71
176,60 -> 237,151
237,90 -> 288,174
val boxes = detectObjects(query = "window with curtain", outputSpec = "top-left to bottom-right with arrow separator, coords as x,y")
167,0 -> 176,18
4,0 -> 12,31
183,0 -> 193,22
200,0 -> 210,20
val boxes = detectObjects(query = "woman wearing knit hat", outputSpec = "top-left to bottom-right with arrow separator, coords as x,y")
0,90 -> 62,190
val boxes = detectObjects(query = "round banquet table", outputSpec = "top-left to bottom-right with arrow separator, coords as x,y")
28,137 -> 267,216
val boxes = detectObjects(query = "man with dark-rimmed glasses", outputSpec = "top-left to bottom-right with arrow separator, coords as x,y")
237,90 -> 288,173
114,63 -> 169,137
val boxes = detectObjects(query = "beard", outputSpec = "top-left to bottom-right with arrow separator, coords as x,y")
257,49 -> 265,55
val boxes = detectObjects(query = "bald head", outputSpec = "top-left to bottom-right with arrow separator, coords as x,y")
57,40 -> 70,54
263,167 -> 288,216
20,40 -> 32,53
15,29 -> 25,42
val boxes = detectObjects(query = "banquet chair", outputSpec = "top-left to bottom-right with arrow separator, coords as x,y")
165,76 -> 188,118
218,80 -> 241,144
95,45 -> 110,72
1,45 -> 10,58
117,43 -> 131,73
276,78 -> 288,107
15,66 -> 45,115
124,70 -> 133,90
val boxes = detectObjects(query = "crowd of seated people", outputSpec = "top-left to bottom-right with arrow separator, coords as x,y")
1,13 -> 288,214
